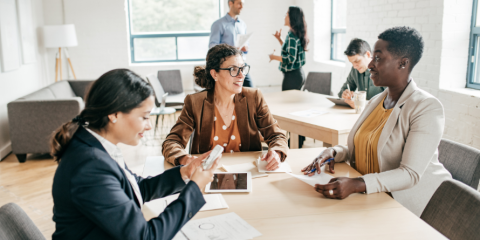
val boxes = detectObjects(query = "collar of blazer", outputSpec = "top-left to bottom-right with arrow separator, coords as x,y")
346,79 -> 419,168
75,126 -> 108,154
199,88 -> 249,152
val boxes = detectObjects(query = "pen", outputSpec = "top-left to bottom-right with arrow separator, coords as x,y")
308,158 -> 334,174
347,83 -> 350,92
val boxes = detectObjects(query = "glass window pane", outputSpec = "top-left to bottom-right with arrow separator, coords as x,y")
476,1 -> 480,27
332,0 -> 347,29
473,36 -> 480,83
332,33 -> 346,61
177,36 -> 209,60
133,37 -> 176,61
131,0 -> 220,33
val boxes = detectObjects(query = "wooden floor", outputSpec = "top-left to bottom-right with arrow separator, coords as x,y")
0,113 -> 322,239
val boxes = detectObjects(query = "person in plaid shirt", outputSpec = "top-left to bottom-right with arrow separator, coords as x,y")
269,6 -> 309,91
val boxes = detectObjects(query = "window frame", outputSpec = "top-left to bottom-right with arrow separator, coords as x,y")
126,0 -> 222,63
330,0 -> 346,62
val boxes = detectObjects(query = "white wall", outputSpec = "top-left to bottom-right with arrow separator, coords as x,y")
43,0 -> 301,93
0,0 -> 49,160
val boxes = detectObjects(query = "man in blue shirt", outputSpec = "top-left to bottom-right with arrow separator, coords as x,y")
209,0 -> 253,87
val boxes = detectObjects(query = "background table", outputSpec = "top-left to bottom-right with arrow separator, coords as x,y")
263,90 -> 360,148
143,148 -> 446,240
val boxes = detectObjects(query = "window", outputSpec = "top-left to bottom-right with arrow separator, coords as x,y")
330,0 -> 346,62
467,0 -> 480,89
127,0 -> 221,63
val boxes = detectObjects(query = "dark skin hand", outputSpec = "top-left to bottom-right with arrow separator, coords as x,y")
315,177 -> 366,199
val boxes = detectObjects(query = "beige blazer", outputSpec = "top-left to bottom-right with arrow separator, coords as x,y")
332,80 -> 452,216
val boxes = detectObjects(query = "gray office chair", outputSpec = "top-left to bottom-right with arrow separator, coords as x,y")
0,203 -> 45,240
420,179 -> 480,240
157,70 -> 186,110
302,72 -> 332,95
438,138 -> 480,189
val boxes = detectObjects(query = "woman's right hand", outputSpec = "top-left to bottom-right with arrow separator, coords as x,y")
190,156 -> 221,190
301,148 -> 336,176
273,28 -> 282,41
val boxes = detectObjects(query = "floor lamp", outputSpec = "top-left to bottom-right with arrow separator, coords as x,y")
43,24 -> 78,82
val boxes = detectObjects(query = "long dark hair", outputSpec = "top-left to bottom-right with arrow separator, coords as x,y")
50,69 -> 154,162
288,6 -> 309,51
194,43 -> 242,90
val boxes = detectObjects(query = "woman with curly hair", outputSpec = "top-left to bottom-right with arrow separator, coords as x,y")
269,6 -> 309,91
162,44 -> 288,171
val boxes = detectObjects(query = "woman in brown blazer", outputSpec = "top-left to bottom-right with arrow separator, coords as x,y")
163,44 -> 288,170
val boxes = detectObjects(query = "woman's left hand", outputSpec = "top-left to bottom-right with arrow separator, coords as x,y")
261,150 -> 281,170
180,151 -> 212,180
314,177 -> 366,199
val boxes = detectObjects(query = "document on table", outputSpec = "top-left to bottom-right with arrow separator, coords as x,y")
288,166 -> 333,186
145,193 -> 229,215
180,212 -> 262,240
256,157 -> 292,173
289,109 -> 328,118
222,161 -> 268,178
142,156 -> 165,177
236,32 -> 253,49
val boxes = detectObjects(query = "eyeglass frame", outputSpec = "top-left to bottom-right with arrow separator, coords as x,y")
217,64 -> 250,77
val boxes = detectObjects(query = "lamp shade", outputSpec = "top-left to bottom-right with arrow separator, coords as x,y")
42,24 -> 78,48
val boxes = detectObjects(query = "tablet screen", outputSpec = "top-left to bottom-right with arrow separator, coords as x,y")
210,173 -> 248,190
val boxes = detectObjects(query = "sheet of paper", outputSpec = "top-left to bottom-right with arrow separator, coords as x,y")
287,166 -> 333,186
289,109 -> 328,118
256,157 -> 292,173
172,231 -> 188,240
142,156 -> 165,177
236,32 -> 253,49
222,162 -> 268,178
181,212 -> 262,240
145,193 -> 229,215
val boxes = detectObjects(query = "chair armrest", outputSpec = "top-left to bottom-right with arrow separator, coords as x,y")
7,97 -> 84,154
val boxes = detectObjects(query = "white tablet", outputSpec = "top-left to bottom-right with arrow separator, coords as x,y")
205,172 -> 252,193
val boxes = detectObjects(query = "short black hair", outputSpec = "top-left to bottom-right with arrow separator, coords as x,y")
344,38 -> 371,56
378,26 -> 424,70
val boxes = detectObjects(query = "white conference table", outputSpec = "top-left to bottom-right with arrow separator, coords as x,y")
263,90 -> 360,149
143,148 -> 446,240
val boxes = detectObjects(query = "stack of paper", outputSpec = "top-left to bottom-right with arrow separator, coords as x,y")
287,166 -> 333,186
222,162 -> 268,178
178,212 -> 262,240
145,193 -> 229,216
256,157 -> 292,173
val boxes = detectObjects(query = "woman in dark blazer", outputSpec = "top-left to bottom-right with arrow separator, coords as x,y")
50,69 -> 219,240
162,44 -> 288,170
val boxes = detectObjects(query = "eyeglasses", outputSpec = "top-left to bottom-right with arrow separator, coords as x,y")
218,64 -> 250,77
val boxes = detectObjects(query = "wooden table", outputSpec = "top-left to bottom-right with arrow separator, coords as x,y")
263,90 -> 360,148
144,148 -> 446,240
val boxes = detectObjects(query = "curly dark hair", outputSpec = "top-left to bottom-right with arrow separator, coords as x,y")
289,6 -> 309,51
378,26 -> 424,70
344,38 -> 371,57
194,44 -> 242,90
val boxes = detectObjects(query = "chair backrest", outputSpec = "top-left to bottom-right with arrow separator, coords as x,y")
302,72 -> 332,95
438,138 -> 480,189
146,74 -> 165,107
157,70 -> 183,94
0,203 -> 45,240
420,179 -> 480,240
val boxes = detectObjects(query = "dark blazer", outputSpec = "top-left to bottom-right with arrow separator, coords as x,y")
162,87 -> 289,165
52,127 -> 205,240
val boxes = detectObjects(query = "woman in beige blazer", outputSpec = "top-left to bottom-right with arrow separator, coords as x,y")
302,27 -> 452,216
163,44 -> 288,170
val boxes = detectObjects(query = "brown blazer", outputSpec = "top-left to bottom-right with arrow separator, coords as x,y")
162,87 -> 288,165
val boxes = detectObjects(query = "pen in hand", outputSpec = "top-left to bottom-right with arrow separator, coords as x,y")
308,158 -> 334,174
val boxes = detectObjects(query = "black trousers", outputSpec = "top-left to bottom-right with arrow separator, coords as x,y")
283,68 -> 306,148
243,73 -> 254,87
282,67 -> 305,91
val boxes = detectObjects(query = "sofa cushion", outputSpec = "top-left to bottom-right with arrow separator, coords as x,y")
48,80 -> 76,99
20,88 -> 55,100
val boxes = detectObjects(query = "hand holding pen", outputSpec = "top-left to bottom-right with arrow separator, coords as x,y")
301,148 -> 337,176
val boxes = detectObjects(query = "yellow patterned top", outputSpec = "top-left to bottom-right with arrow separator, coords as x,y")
354,97 -> 393,175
